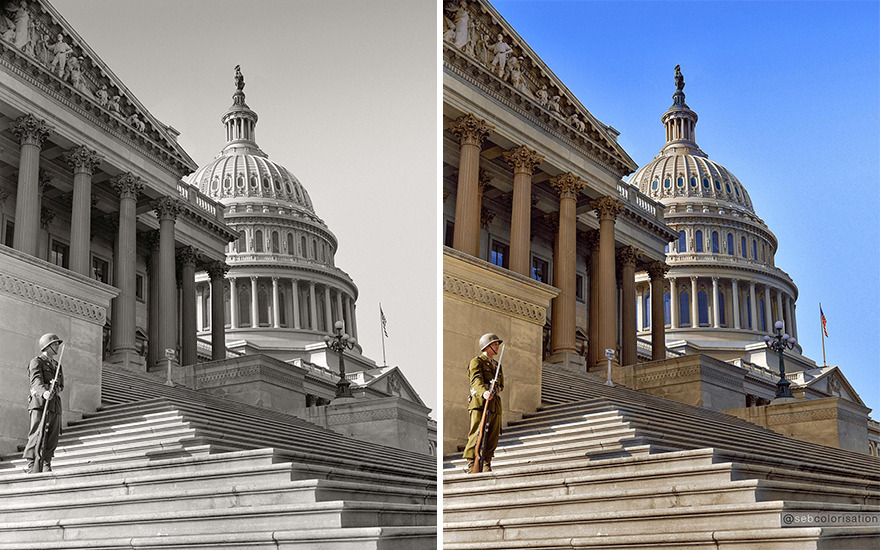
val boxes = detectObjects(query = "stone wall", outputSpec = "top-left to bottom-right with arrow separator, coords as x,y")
192,354 -> 308,410
0,246 -> 117,454
442,247 -> 558,455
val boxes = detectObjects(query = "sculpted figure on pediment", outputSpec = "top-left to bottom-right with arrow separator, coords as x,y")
568,113 -> 585,132
548,95 -> 562,115
67,55 -> 92,97
95,85 -> 109,107
508,56 -> 532,97
535,85 -> 549,107
49,33 -> 71,78
489,33 -> 512,78
108,95 -> 122,116
474,33 -> 490,65
452,2 -> 472,51
9,1 -> 30,51
128,114 -> 145,132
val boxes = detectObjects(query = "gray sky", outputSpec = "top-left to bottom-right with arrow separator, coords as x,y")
50,0 -> 438,415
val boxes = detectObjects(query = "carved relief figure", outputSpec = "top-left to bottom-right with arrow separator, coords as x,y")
489,33 -> 512,78
453,2 -> 471,49
568,113 -> 586,132
66,55 -> 91,97
49,34 -> 72,78
535,85 -> 549,107
474,33 -> 490,65
107,95 -> 122,116
128,114 -> 145,132
10,1 -> 30,51
95,85 -> 109,107
34,32 -> 50,64
507,56 -> 532,97
547,95 -> 562,115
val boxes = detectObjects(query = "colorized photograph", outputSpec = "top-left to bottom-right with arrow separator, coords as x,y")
442,0 -> 879,546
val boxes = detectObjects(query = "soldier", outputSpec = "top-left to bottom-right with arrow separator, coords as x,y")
463,332 -> 504,473
23,333 -> 64,473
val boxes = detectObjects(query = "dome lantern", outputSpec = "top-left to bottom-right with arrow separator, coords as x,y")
661,65 -> 702,157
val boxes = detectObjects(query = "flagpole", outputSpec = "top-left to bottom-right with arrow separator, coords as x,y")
820,302 -> 827,367
380,303 -> 387,367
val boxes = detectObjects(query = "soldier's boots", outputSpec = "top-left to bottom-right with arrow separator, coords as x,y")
43,461 -> 52,472
466,459 -> 475,473
482,460 -> 492,473
26,460 -> 36,474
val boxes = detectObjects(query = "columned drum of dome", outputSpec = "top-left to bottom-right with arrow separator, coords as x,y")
185,70 -> 360,358
628,67 -> 801,357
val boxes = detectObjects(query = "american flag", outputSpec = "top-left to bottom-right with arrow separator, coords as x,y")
380,304 -> 388,337
820,304 -> 828,338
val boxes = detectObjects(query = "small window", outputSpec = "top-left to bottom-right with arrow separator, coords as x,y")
135,273 -> 145,301
741,236 -> 747,258
719,292 -> 726,327
752,240 -> 758,260
575,273 -> 585,301
92,257 -> 110,283
50,240 -> 70,269
695,230 -> 703,252
698,290 -> 709,326
725,183 -> 731,194
237,230 -> 246,253
678,231 -> 686,252
690,177 -> 697,188
663,292 -> 671,325
489,239 -> 509,269
679,290 -> 691,326
271,231 -> 280,253
651,180 -> 659,190
714,180 -> 721,190
664,178 -> 671,188
727,234 -> 734,256
4,220 -> 14,248
255,230 -> 264,253
746,300 -> 752,329
287,233 -> 295,255
711,231 -> 719,253
677,177 -> 684,187
643,294 -> 650,328
702,178 -> 710,189
531,257 -> 549,283
301,235 -> 307,257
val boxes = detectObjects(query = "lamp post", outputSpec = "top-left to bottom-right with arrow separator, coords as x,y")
324,320 -> 356,398
764,320 -> 796,399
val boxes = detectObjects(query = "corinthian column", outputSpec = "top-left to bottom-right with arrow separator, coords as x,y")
669,277 -> 678,329
324,285 -> 333,332
690,277 -> 699,327
732,279 -> 741,329
65,146 -> 102,276
109,173 -> 144,370
712,277 -> 721,328
145,231 -> 160,369
648,262 -> 669,360
177,246 -> 198,367
291,279 -> 301,329
548,173 -> 586,359
229,277 -> 239,329
763,286 -> 772,333
586,230 -> 600,368
206,261 -> 229,360
618,246 -> 638,366
591,196 -> 623,369
272,277 -> 281,328
309,281 -> 318,330
749,282 -> 757,330
449,114 -> 493,257
503,145 -> 543,276
12,114 -> 51,256
154,196 -> 181,371
250,276 -> 259,328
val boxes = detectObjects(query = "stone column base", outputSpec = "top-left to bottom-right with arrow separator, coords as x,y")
107,349 -> 146,372
546,352 -> 586,373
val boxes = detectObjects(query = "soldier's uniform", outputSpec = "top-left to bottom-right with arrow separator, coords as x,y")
23,354 -> 64,471
462,353 -> 504,465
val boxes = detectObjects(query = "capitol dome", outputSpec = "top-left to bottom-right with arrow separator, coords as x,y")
630,67 -> 800,356
187,70 -> 361,359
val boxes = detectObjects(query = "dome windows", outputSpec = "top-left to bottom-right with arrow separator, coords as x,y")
714,180 -> 721,190
741,236 -> 747,258
690,177 -> 697,188
664,178 -> 671,188
255,230 -> 264,253
262,177 -> 270,190
711,231 -> 719,253
725,183 -> 731,194
652,180 -> 659,190
249,175 -> 258,189
727,233 -> 734,255
677,177 -> 684,187
695,230 -> 703,252
702,178 -> 710,189
678,231 -> 686,252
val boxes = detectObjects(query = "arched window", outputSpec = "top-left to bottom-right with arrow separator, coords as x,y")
759,298 -> 766,331
679,290 -> 690,327
311,239 -> 317,259
741,236 -> 747,258
238,286 -> 251,326
257,285 -> 269,326
254,230 -> 264,253
237,230 -> 246,253
719,292 -> 726,326
711,231 -> 719,253
271,231 -> 280,253
643,294 -> 650,328
698,290 -> 709,326
752,240 -> 758,260
286,233 -> 294,255
663,292 -> 671,325
678,231 -> 686,252
727,233 -> 734,256
300,235 -> 307,257
201,288 -> 211,330
695,230 -> 703,252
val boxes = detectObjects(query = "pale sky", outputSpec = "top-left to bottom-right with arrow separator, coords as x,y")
493,0 -> 880,413
50,0 -> 439,415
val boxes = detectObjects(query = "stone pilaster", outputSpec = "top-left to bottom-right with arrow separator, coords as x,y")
618,246 -> 638,366
324,285 -> 333,332
154,196 -> 181,371
712,277 -> 721,328
647,261 -> 669,360
108,173 -> 145,370
229,277 -> 239,329
11,115 -> 51,257
272,277 -> 280,328
732,279 -> 741,329
291,279 -> 301,329
206,261 -> 229,360
503,145 -> 543,276
449,114 -> 493,257
763,286 -> 772,332
65,146 -> 101,276
591,196 -> 623,369
250,276 -> 259,328
548,173 -> 586,362
177,246 -> 198,367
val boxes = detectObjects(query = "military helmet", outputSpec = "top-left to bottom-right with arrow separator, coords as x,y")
39,333 -> 63,351
479,333 -> 502,351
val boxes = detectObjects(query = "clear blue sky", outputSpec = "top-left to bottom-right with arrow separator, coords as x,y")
493,0 -> 880,414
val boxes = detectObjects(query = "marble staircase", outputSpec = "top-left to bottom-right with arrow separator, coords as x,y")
0,366 -> 436,549
442,364 -> 880,549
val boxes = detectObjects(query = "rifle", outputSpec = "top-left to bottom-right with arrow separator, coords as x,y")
471,343 -> 504,474
35,343 -> 64,473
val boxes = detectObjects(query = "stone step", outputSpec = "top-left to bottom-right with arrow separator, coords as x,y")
442,526 -> 880,550
0,500 -> 436,543
443,501 -> 878,543
0,525 -> 437,550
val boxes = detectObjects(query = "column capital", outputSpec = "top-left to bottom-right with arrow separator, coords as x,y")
153,195 -> 181,221
503,145 -> 544,175
65,146 -> 102,175
449,113 -> 494,147
590,195 -> 624,221
617,245 -> 639,268
480,206 -> 495,229
38,168 -> 53,195
647,261 -> 670,280
12,114 -> 52,147
711,276 -> 720,283
271,276 -> 280,283
549,172 -> 586,199
206,260 -> 229,280
542,211 -> 559,232
112,173 -> 144,200
250,275 -> 258,283
176,245 -> 199,268
477,168 -> 492,198
143,229 -> 161,250
40,207 -> 55,229
584,228 -> 600,251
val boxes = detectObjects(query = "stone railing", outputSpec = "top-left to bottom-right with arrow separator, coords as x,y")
290,358 -> 337,381
618,182 -> 660,220
177,181 -> 221,219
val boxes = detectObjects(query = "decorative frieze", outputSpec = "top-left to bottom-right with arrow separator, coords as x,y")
443,273 -> 547,325
0,272 -> 106,324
